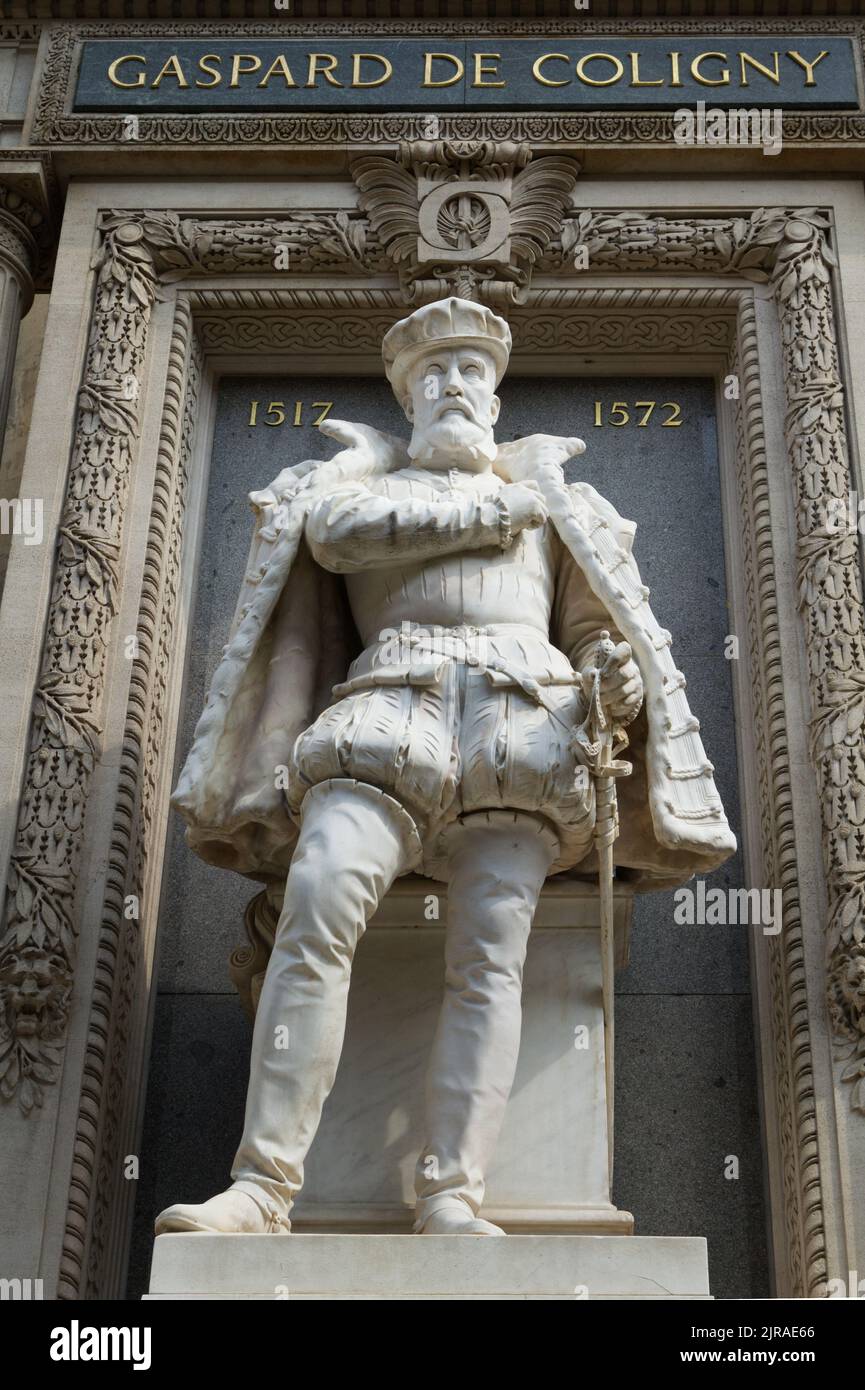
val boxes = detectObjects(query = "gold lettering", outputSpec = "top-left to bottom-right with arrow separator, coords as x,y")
305,53 -> 342,88
422,52 -> 464,87
739,51 -> 781,86
195,54 -> 222,88
575,53 -> 625,87
108,54 -> 147,89
472,52 -> 505,88
668,51 -> 683,87
230,54 -> 262,87
532,53 -> 570,86
628,52 -> 663,87
691,52 -> 730,86
259,55 -> 296,88
787,49 -> 829,86
351,53 -> 392,87
152,55 -> 188,89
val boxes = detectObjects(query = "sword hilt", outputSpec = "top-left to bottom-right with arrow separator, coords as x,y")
573,630 -> 633,783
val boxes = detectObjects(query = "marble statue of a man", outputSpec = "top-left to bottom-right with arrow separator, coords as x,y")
156,297 -> 735,1238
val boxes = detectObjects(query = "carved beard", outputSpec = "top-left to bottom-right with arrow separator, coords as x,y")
408,423 -> 498,467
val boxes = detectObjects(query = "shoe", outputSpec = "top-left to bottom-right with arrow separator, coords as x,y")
415,1198 -> 506,1236
154,1187 -> 290,1235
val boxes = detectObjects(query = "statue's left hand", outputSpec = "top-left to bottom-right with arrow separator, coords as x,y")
585,641 -> 644,723
495,433 -> 585,484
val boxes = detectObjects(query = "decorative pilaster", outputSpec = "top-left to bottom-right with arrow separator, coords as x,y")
0,211 -> 207,1115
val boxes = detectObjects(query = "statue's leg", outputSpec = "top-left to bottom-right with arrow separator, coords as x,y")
414,811 -> 558,1236
155,780 -> 417,1234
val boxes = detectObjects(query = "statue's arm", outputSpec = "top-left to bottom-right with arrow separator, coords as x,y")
553,542 -> 644,721
554,544 -> 622,667
305,481 -> 543,574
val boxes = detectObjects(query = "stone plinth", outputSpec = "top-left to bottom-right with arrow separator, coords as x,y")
147,1233 -> 710,1300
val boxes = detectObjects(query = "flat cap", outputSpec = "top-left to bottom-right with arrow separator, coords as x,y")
382,297 -> 512,398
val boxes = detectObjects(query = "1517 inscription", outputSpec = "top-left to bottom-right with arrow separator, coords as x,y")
248,400 -> 334,427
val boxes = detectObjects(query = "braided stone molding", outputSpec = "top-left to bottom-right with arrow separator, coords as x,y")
197,313 -> 398,354
189,284 -> 737,357
512,296 -> 735,354
195,306 -> 735,357
29,19 -> 865,149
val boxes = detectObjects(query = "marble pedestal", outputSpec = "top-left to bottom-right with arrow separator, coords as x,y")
148,880 -> 717,1300
147,1233 -> 710,1300
236,876 -> 635,1235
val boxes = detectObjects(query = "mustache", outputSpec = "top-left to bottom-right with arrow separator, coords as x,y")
434,398 -> 479,423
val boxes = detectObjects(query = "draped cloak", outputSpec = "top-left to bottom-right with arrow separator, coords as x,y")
171,433 -> 736,892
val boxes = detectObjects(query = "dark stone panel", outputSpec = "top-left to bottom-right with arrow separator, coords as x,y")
613,994 -> 770,1301
127,996 -> 252,1302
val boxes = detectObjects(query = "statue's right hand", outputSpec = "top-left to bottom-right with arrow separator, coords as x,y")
501,481 -> 550,533
317,418 -> 409,475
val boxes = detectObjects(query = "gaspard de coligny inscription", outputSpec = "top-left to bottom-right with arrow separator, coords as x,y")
73,37 -> 859,112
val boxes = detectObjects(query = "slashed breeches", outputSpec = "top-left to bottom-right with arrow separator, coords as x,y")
230,780 -> 557,1224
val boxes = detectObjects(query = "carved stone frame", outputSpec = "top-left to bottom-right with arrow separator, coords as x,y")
1,185 -> 862,1301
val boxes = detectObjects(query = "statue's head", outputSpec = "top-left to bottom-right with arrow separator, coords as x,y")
382,297 -> 512,471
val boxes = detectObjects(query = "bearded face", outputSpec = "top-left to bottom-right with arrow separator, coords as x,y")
403,345 -> 500,471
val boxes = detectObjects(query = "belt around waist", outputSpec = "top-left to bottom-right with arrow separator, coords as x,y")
334,628 -> 580,723
360,622 -> 552,643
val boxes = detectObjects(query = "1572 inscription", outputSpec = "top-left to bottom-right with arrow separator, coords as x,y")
592,400 -> 683,427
